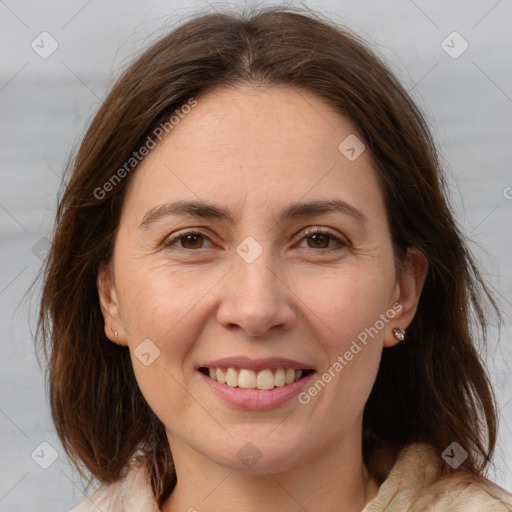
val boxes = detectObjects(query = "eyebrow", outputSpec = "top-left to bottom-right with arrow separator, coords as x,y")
139,198 -> 367,229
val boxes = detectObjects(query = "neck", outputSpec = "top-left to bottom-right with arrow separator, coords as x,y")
161,428 -> 379,512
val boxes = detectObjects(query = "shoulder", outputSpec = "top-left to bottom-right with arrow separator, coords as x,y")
365,442 -> 512,512
68,457 -> 159,512
69,483 -> 122,512
416,471 -> 512,511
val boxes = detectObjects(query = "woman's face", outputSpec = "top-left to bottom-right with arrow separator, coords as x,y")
98,85 -> 423,473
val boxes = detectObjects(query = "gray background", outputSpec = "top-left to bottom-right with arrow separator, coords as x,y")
1,0 -> 511,510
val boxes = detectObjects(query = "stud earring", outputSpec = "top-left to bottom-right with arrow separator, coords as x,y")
393,327 -> 406,341
110,326 -> 119,340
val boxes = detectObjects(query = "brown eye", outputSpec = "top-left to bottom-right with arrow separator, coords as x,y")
179,233 -> 205,249
306,233 -> 331,249
163,230 -> 213,250
299,227 -> 347,251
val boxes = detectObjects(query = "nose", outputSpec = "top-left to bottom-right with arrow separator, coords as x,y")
216,251 -> 296,337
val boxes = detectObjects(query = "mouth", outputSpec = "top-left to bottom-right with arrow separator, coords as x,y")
198,366 -> 315,391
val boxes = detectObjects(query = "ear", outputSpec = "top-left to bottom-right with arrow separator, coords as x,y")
384,248 -> 428,347
97,263 -> 128,346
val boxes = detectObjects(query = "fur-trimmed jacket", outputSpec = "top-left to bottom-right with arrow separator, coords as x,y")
71,442 -> 512,511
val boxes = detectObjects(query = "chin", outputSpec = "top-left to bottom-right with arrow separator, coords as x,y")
204,434 -> 310,474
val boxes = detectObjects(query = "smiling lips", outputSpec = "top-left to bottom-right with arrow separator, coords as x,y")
204,367 -> 306,390
199,356 -> 314,391
198,357 -> 315,409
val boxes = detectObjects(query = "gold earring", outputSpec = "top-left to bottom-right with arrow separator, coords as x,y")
393,327 -> 406,341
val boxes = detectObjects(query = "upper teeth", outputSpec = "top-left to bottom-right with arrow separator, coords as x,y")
207,367 -> 304,390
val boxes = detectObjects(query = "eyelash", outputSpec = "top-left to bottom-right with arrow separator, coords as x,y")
162,227 -> 348,253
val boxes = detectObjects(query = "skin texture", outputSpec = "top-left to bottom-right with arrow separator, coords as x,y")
97,85 -> 428,512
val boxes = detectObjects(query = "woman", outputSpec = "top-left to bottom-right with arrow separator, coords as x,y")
37,6 -> 512,512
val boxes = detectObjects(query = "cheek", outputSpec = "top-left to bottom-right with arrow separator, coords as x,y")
117,261 -> 217,341
295,264 -> 395,347
115,265 -> 211,410
130,359 -> 194,436
294,267 -> 393,418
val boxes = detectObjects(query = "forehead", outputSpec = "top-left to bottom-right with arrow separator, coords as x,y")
122,84 -> 385,223
159,84 -> 355,165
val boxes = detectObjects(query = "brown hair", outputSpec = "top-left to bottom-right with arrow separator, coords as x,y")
36,6 -> 500,505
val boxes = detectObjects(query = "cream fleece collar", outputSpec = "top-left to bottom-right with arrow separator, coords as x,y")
71,442 -> 512,512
